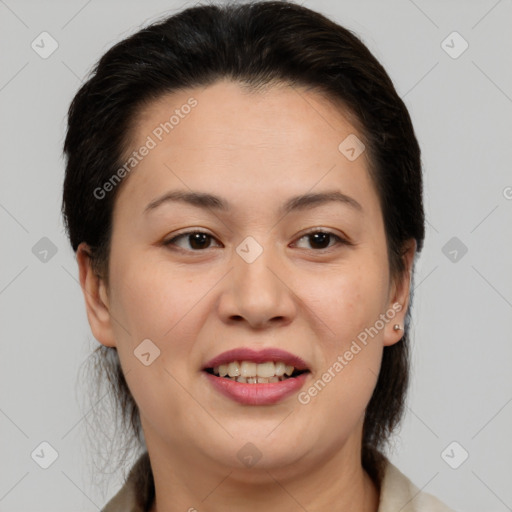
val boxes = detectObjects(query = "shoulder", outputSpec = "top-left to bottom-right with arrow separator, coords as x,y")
378,459 -> 457,512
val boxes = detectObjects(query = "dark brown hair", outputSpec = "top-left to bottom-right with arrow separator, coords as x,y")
62,1 -> 424,509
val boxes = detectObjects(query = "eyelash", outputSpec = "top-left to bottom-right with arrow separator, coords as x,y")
163,229 -> 352,252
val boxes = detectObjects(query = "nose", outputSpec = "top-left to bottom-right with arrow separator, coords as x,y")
216,243 -> 297,330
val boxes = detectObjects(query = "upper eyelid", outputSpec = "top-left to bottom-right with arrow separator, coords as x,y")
166,230 -> 223,247
295,227 -> 349,240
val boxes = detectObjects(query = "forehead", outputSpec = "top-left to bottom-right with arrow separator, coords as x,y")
116,80 -> 380,220
132,80 -> 361,149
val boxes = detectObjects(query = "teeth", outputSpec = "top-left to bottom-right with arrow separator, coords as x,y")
228,361 -> 241,377
256,361 -> 275,378
240,361 -> 257,377
211,360 -> 302,380
220,374 -> 290,383
217,365 -> 228,377
274,361 -> 286,376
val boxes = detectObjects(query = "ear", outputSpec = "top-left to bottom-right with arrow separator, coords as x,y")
76,242 -> 116,347
383,238 -> 417,347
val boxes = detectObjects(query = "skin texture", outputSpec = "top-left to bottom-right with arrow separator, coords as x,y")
78,80 -> 415,512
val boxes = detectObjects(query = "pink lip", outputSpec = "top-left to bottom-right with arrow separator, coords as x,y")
203,371 -> 310,405
202,347 -> 309,371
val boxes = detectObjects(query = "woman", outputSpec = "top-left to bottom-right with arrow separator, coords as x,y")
62,1 -> 456,510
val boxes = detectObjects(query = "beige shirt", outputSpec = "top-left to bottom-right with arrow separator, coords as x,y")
102,455 -> 456,512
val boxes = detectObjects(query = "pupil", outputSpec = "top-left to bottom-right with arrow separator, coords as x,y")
190,233 -> 209,250
310,233 -> 329,249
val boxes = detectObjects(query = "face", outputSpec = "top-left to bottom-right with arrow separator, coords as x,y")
79,80 -> 413,479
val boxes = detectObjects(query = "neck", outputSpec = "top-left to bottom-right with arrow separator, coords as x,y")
145,423 -> 380,512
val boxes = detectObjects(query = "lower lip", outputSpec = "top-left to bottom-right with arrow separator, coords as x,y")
203,371 -> 310,405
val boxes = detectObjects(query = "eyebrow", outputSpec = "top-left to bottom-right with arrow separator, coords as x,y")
144,189 -> 363,215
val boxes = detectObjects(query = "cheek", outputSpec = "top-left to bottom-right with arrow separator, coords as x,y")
106,254 -> 208,419
294,259 -> 387,414
110,252 -> 190,332
108,250 -> 225,368
296,259 -> 388,345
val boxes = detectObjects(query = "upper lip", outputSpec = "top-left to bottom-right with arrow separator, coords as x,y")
202,347 -> 310,371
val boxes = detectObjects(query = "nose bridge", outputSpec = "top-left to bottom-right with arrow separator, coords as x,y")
235,235 -> 281,301
236,243 -> 276,292
219,234 -> 295,327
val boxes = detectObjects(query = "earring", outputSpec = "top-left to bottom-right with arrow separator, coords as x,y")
393,324 -> 402,331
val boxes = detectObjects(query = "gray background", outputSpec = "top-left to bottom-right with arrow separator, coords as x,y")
1,0 -> 511,510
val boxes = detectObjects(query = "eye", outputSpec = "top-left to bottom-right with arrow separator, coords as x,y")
163,231 -> 222,251
163,229 -> 350,252
293,230 -> 350,250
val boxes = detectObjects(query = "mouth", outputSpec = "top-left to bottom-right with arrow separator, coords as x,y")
201,348 -> 311,404
201,347 -> 311,383
202,361 -> 311,405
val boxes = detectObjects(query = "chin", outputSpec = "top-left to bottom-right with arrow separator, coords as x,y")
209,437 -> 308,474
